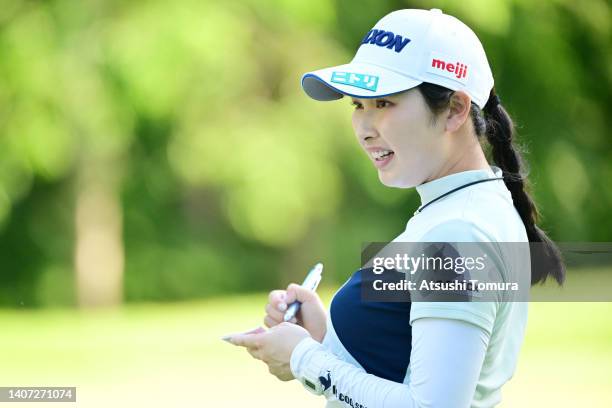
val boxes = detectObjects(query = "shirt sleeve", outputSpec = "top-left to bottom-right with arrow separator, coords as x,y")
290,317 -> 489,408
410,218 -> 507,336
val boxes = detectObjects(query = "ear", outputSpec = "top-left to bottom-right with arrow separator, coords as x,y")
445,91 -> 472,133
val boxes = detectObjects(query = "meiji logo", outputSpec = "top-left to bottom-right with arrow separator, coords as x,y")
361,29 -> 411,53
331,71 -> 379,91
427,53 -> 469,84
431,58 -> 468,79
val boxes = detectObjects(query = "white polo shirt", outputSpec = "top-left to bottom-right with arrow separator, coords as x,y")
290,165 -> 530,408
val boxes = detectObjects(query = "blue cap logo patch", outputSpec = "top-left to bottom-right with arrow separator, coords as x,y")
330,71 -> 379,92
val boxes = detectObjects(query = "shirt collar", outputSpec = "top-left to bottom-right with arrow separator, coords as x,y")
416,165 -> 502,208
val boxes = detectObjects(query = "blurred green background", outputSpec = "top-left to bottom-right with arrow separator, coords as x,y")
0,0 -> 610,406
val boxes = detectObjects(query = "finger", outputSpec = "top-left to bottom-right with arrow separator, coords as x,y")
230,334 -> 258,347
264,315 -> 282,328
268,289 -> 286,302
274,316 -> 297,325
229,330 -> 266,347
268,290 -> 288,313
268,290 -> 287,308
265,303 -> 285,322
285,283 -> 315,305
243,326 -> 266,335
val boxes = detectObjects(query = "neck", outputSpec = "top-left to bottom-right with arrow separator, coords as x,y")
425,137 -> 490,183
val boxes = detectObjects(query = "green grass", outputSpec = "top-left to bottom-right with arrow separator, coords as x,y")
0,289 -> 610,407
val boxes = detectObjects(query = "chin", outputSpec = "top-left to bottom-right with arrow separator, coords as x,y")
378,172 -> 418,189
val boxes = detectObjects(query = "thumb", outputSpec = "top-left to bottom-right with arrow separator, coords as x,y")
285,283 -> 316,305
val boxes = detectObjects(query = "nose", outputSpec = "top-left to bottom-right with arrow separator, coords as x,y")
354,114 -> 379,144
361,134 -> 376,145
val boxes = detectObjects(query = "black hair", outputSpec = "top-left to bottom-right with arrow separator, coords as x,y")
416,82 -> 566,286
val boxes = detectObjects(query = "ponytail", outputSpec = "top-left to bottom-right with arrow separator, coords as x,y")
481,89 -> 565,285
418,83 -> 566,286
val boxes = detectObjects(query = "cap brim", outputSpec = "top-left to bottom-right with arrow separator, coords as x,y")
301,62 -> 422,101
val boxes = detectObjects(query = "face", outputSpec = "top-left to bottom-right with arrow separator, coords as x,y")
351,88 -> 448,188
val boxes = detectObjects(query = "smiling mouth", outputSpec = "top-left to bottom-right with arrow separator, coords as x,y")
370,149 -> 395,162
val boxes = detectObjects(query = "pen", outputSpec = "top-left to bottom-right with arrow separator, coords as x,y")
283,263 -> 323,322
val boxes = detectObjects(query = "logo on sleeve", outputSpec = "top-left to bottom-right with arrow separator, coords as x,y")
427,52 -> 469,84
331,71 -> 379,91
318,370 -> 332,391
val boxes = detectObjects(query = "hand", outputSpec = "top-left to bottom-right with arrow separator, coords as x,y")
228,322 -> 311,381
265,283 -> 327,342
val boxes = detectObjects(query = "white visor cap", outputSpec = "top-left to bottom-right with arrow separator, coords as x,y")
301,8 -> 494,109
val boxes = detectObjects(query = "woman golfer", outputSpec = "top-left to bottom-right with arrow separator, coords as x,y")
228,8 -> 565,407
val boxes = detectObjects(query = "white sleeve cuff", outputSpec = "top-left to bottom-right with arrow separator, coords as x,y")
290,336 -> 336,396
290,336 -> 325,378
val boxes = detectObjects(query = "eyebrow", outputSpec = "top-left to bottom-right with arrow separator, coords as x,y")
350,97 -> 393,103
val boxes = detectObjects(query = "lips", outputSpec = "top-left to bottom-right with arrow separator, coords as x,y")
366,147 -> 395,169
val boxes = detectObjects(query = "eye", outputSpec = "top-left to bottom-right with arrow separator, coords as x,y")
376,99 -> 392,108
351,100 -> 363,110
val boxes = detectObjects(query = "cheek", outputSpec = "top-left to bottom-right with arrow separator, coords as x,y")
382,110 -> 431,154
381,111 -> 442,185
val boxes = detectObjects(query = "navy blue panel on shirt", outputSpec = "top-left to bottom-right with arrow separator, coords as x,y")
330,268 -> 412,383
